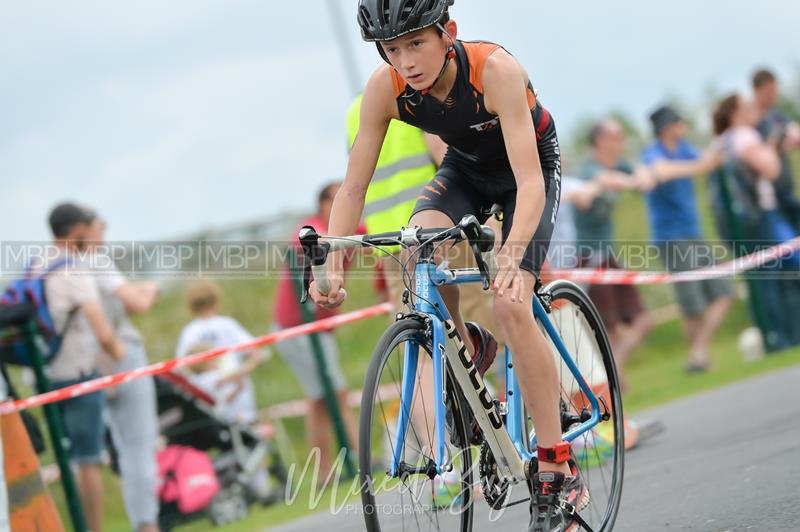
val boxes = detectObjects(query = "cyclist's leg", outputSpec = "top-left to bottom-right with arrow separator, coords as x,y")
494,152 -> 571,476
408,171 -> 488,357
496,280 -> 571,475
407,208 -> 474,352
454,218 -> 505,352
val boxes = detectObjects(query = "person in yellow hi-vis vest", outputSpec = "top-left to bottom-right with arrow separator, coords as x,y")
346,94 -> 503,352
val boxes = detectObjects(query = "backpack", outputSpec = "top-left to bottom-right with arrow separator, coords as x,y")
158,444 -> 221,514
0,259 -> 77,367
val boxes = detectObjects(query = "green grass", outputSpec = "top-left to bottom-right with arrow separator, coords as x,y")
623,299 -> 800,412
40,153 -> 800,530
41,272 -> 800,531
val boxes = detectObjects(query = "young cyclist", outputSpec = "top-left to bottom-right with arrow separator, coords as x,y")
310,1 -> 585,529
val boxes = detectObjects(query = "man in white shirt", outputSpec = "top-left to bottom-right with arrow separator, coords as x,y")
83,208 -> 161,532
41,203 -> 125,532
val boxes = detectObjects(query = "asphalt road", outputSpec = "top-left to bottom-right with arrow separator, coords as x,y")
271,365 -> 800,532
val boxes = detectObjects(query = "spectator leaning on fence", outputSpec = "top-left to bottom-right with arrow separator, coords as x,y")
546,156 -> 604,270
574,120 -> 654,390
639,106 -> 733,372
40,202 -> 126,532
712,94 -> 797,257
752,68 -> 800,231
82,207 -> 161,532
712,93 -> 800,349
271,182 -> 361,481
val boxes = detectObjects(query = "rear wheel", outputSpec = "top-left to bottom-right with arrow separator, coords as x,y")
538,280 -> 625,532
359,318 -> 474,532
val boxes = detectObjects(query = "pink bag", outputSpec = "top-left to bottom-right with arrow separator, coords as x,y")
158,445 -> 220,513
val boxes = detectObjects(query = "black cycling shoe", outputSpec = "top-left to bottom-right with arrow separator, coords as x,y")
445,323 -> 499,447
465,321 -> 498,376
528,465 -> 590,532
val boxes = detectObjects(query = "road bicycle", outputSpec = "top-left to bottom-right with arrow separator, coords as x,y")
299,215 -> 624,531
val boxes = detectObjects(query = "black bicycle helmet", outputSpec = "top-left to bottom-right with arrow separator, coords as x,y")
358,0 -> 454,42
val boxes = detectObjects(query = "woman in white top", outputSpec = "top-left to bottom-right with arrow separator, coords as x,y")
713,93 -> 781,209
712,93 -> 798,266
712,93 -> 800,350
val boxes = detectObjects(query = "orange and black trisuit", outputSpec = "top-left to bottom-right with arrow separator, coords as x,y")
392,40 -> 561,274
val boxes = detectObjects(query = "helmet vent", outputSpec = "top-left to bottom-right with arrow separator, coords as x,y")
399,0 -> 416,23
379,0 -> 392,26
358,6 -> 375,34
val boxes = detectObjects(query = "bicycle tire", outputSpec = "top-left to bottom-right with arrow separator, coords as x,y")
359,318 -> 474,532
540,279 -> 625,532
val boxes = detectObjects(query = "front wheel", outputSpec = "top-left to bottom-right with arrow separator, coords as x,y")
359,318 -> 474,532
540,280 -> 625,532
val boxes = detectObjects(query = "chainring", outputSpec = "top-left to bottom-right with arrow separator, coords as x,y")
478,440 -> 510,510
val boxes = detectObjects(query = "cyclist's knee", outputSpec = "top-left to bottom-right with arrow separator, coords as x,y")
493,294 -> 530,323
408,209 -> 454,229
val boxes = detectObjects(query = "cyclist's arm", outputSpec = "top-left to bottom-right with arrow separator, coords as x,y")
483,51 -> 545,253
424,133 -> 447,166
327,66 -> 396,273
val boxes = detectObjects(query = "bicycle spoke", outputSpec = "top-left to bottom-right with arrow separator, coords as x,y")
361,321 -> 473,531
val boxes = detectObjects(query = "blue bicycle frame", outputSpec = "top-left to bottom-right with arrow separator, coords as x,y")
389,260 -> 603,483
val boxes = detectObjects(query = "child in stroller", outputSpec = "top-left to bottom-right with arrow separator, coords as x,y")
108,371 -> 288,531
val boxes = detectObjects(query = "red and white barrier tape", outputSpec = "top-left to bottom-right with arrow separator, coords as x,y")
3,238 -> 798,414
0,302 -> 393,415
547,237 -> 800,285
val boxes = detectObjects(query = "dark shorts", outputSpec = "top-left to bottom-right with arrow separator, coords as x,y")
658,240 -> 734,317
581,254 -> 646,329
411,121 -> 562,275
51,372 -> 105,465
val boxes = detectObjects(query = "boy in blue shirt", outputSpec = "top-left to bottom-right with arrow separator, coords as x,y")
641,105 -> 733,372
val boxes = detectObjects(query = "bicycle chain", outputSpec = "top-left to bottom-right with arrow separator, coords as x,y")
478,440 -> 510,510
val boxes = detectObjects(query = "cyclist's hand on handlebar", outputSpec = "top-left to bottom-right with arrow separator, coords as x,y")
492,245 -> 525,303
309,273 -> 347,309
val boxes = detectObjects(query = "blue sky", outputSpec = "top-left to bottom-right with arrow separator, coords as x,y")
1,0 -> 798,241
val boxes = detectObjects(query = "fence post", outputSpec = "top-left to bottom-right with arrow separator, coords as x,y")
23,321 -> 88,531
287,248 -> 357,479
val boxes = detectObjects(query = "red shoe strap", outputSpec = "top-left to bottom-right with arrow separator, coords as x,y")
537,441 -> 571,464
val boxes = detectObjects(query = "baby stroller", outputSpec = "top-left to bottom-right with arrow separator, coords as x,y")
107,371 -> 289,531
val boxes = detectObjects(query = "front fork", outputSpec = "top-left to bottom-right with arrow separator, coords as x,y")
389,319 -> 449,479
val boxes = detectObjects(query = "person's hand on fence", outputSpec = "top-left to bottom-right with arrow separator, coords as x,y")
785,122 -> 800,151
596,170 -> 637,192
633,165 -> 657,192
698,145 -> 724,173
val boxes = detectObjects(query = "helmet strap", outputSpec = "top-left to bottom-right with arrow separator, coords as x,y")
419,23 -> 455,96
419,44 -> 454,96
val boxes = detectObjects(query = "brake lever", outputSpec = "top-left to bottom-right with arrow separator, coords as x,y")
471,242 -> 492,290
300,258 -> 312,304
298,226 -> 319,304
457,215 -> 494,290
